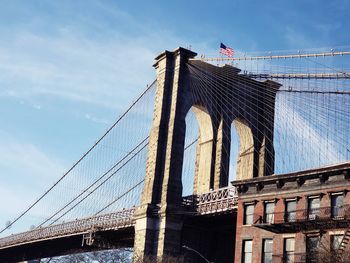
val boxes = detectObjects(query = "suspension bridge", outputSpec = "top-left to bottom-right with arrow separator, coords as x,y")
0,47 -> 349,262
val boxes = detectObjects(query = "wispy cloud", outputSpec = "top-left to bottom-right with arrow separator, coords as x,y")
0,131 -> 66,233
84,113 -> 109,125
0,132 -> 64,183
0,31 -> 155,109
0,1 -> 214,112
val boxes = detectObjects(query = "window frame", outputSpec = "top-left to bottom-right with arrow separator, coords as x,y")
331,193 -> 344,218
262,238 -> 273,263
242,239 -> 253,263
307,197 -> 320,220
306,235 -> 320,263
264,201 -> 275,224
331,234 -> 343,251
285,199 -> 297,222
283,237 -> 295,263
244,203 -> 255,225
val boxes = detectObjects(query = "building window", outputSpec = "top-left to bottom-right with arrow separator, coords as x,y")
263,239 -> 273,263
308,197 -> 320,220
331,235 -> 343,251
264,202 -> 275,224
242,240 -> 253,263
306,236 -> 319,262
283,238 -> 295,263
331,194 -> 344,218
285,200 -> 297,222
244,204 -> 254,225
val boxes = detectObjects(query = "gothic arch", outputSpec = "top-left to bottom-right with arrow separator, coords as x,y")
191,105 -> 214,194
232,118 -> 254,180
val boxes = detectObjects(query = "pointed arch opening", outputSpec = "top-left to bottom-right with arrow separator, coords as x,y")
230,118 -> 255,181
229,125 -> 239,182
182,105 -> 214,196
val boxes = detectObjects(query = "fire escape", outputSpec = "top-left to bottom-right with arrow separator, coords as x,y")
254,205 -> 350,262
254,204 -> 350,233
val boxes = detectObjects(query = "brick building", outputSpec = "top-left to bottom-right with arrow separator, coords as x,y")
232,162 -> 350,263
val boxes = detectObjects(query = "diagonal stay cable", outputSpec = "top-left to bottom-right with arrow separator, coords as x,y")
302,56 -> 350,77
187,61 -> 348,174
94,181 -> 145,216
193,61 -> 348,157
38,137 -> 149,227
187,63 -> 277,174
47,139 -> 150,226
94,137 -> 199,216
0,80 -> 156,234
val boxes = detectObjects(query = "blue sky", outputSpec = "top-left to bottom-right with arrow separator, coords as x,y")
1,0 -> 350,232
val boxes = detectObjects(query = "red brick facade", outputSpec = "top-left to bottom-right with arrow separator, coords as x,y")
232,162 -> 350,263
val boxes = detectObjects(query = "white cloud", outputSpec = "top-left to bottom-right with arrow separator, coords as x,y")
85,113 -> 109,124
0,1 -> 215,112
0,1 -> 223,235
33,104 -> 41,110
0,0 -> 223,113
0,31 -> 156,109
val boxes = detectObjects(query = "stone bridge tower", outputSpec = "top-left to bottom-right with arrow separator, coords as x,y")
133,47 -> 280,261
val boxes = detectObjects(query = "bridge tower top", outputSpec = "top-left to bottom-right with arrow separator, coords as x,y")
142,47 -> 281,206
134,47 -> 281,260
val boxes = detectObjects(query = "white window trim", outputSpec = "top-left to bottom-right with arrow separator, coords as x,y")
285,197 -> 298,201
330,192 -> 344,196
244,204 -> 255,226
329,230 -> 345,235
282,234 -> 296,238
308,195 -> 321,199
264,199 -> 277,203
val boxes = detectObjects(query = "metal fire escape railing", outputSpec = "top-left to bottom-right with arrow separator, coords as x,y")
254,205 -> 350,233
256,205 -> 350,224
339,229 -> 350,252
0,208 -> 135,249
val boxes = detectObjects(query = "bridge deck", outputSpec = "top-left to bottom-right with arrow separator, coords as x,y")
0,187 -> 238,250
0,208 -> 135,249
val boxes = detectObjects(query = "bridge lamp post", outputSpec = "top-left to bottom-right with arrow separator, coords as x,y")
182,245 -> 214,263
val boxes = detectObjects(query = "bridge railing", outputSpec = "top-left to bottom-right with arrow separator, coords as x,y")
0,208 -> 135,249
0,187 -> 237,249
182,186 -> 238,215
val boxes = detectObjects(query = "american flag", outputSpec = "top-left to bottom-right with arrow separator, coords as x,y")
220,43 -> 234,57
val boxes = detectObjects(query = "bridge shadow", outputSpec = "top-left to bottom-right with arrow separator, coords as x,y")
182,212 -> 237,263
0,227 -> 134,262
